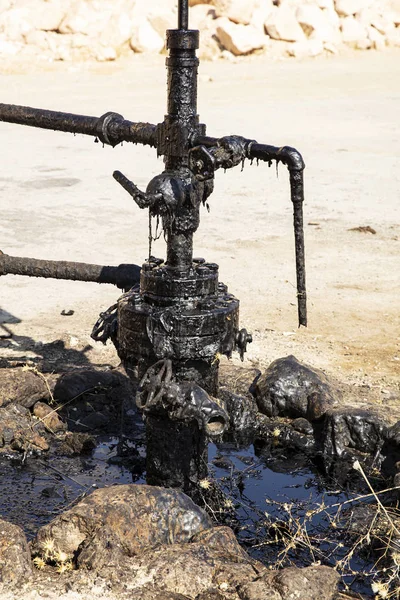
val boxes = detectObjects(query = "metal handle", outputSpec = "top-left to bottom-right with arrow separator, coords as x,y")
113,170 -> 162,210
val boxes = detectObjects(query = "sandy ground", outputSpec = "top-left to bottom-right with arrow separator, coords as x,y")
0,49 -> 399,406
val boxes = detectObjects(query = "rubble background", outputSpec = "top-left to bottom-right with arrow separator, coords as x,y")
0,0 -> 399,62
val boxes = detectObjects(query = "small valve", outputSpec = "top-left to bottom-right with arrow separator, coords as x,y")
188,145 -> 215,181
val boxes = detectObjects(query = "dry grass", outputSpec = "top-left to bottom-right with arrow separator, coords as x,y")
198,459 -> 400,599
33,537 -> 74,574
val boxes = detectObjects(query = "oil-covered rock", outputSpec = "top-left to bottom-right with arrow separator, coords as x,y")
253,355 -> 338,421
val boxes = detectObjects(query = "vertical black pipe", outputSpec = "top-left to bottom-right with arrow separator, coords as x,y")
162,28 -> 200,269
178,0 -> 189,30
143,20 -> 212,497
164,29 -> 199,169
146,416 -> 207,495
289,169 -> 307,327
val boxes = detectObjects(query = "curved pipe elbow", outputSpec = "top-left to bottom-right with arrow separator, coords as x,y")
248,143 -> 305,173
277,146 -> 305,172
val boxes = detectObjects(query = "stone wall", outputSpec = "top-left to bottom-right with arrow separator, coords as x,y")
0,0 -> 399,62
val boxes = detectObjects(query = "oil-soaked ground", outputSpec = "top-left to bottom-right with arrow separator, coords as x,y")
0,426 -> 383,599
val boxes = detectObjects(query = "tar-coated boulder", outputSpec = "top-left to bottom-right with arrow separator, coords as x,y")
253,355 -> 338,422
32,484 -> 213,563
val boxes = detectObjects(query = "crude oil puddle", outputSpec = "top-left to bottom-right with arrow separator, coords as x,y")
0,437 -> 135,539
0,437 -> 380,598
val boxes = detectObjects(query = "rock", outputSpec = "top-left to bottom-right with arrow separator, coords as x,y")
240,581 -> 282,600
356,8 -> 395,34
99,9 -> 134,50
198,29 -> 222,59
388,0 -> 400,19
356,37 -> 372,49
0,6 -> 32,41
216,17 -> 266,54
55,368 -> 135,433
335,0 -> 366,17
324,6 -> 341,28
0,404 -> 48,452
68,32 -> 92,49
56,431 -> 96,455
54,367 -> 135,431
189,4 -> 217,29
239,565 -> 339,599
95,45 -> 118,61
292,417 -> 314,435
0,36 -> 21,55
220,389 -> 258,434
265,5 -> 306,42
148,10 -> 177,40
107,533 -> 264,598
220,363 -> 261,397
24,29 -> 49,51
53,367 -> 132,404
212,0 -> 258,25
189,9 -> 221,59
380,421 -> 400,477
389,0 -> 400,25
0,367 -> 55,409
287,38 -> 324,56
369,16 -> 395,36
316,0 -> 335,9
32,484 -> 212,561
367,25 -> 386,49
340,15 -> 368,45
321,407 -> 388,457
192,525 -> 250,560
0,519 -> 32,587
296,5 -> 341,43
0,0 -> 392,61
131,0 -> 177,19
324,41 -> 339,52
253,355 -> 337,421
58,0 -> 114,36
130,19 -> 164,53
33,401 -> 67,433
275,565 -> 340,599
78,411 -> 109,430
250,0 -> 274,32
11,429 -> 49,452
27,0 -> 68,31
386,27 -> 400,46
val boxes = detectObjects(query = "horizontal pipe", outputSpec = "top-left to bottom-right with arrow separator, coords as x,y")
0,253 -> 141,290
249,143 -> 305,172
192,135 -> 305,171
0,103 -> 157,148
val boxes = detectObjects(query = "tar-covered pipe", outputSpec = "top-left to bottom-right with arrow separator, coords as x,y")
192,135 -> 307,326
289,171 -> 307,327
249,144 -> 307,327
0,103 -> 157,148
178,0 -> 189,29
0,253 -> 141,290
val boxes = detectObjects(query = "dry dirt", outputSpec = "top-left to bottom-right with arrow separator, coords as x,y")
0,49 -> 399,411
